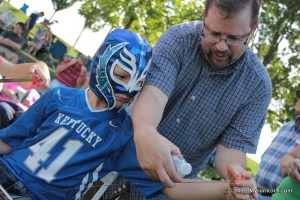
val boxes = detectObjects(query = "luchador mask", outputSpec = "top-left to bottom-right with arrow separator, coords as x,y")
89,29 -> 152,109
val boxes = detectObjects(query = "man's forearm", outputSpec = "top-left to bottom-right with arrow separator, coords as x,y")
132,85 -> 168,131
1,38 -> 21,50
215,144 -> 246,179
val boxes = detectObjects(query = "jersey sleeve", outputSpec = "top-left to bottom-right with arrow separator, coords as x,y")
116,139 -> 165,198
0,89 -> 54,148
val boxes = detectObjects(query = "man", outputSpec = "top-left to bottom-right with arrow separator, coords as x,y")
0,22 -> 26,63
23,11 -> 44,39
117,0 -> 272,199
255,90 -> 300,199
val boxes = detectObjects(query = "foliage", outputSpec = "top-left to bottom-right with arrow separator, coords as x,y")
50,0 -> 75,20
75,0 -> 203,45
76,0 -> 300,132
256,0 -> 300,131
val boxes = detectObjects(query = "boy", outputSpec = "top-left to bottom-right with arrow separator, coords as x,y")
0,29 -> 252,200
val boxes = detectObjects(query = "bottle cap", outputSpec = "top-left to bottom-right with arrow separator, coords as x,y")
178,162 -> 192,177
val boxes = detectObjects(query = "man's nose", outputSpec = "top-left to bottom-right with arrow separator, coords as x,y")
215,38 -> 229,51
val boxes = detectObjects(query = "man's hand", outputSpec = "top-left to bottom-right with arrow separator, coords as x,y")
134,125 -> 182,187
226,164 -> 258,200
286,158 -> 300,182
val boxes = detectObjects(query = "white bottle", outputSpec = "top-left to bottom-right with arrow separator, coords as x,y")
172,155 -> 192,177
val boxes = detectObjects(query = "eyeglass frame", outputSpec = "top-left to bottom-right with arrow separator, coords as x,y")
201,19 -> 253,46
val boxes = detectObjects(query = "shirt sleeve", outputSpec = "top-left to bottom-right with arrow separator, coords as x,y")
0,89 -> 54,148
145,26 -> 183,97
220,77 -> 272,153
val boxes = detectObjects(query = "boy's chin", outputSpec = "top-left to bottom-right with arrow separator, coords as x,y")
114,101 -> 127,108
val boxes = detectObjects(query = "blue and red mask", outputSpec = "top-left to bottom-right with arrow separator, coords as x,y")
89,29 -> 152,109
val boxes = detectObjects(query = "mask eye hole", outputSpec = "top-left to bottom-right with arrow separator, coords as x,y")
113,65 -> 131,84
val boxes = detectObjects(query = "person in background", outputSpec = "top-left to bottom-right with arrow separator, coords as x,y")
108,0 -> 271,199
0,79 -> 40,129
0,56 -> 50,90
272,144 -> 300,199
26,21 -> 52,56
0,22 -> 25,63
255,89 -> 300,199
23,11 -> 44,39
50,53 -> 88,89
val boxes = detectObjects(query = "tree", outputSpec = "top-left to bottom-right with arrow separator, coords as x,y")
76,0 -> 203,45
77,0 -> 300,132
49,0 -> 76,21
255,0 -> 300,131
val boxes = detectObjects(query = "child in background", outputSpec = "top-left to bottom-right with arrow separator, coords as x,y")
26,21 -> 52,56
0,79 -> 40,129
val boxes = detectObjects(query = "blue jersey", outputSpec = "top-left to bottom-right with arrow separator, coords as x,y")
0,88 -> 164,199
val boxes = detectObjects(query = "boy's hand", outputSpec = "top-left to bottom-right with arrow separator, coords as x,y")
226,164 -> 258,200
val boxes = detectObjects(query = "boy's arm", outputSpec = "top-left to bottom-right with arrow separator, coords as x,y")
163,180 -> 229,200
163,172 -> 257,200
0,138 -> 12,154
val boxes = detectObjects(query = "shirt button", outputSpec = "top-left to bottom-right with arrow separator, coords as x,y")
191,95 -> 196,100
176,118 -> 181,124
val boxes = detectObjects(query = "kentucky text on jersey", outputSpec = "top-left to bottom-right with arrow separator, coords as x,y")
54,112 -> 102,148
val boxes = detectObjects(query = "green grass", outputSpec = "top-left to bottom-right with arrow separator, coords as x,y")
200,156 -> 259,180
246,157 -> 259,177
2,1 -> 79,58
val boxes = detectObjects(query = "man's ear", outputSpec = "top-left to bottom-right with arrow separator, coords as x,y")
252,20 -> 260,34
202,10 -> 206,19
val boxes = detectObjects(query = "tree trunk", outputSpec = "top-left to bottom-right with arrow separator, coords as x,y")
49,11 -> 57,21
73,26 -> 86,47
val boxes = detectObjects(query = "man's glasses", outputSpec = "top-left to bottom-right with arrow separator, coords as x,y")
201,20 -> 252,47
